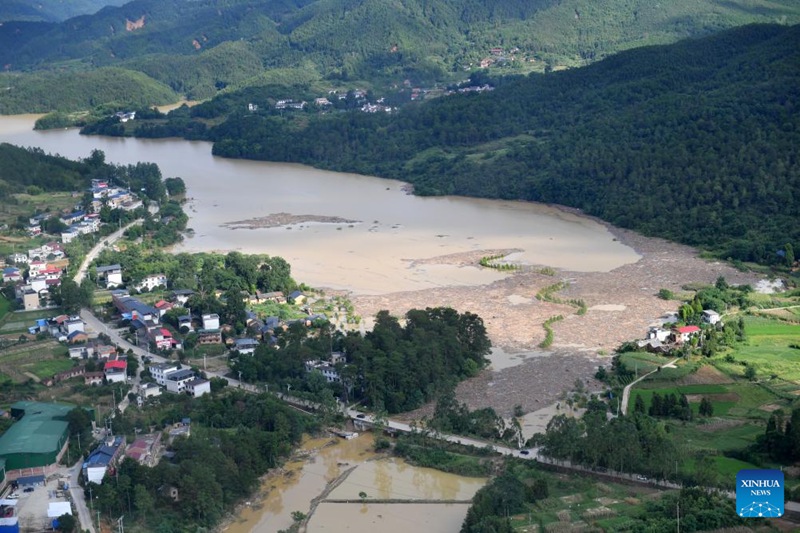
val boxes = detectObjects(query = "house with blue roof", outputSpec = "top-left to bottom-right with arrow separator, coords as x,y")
83,436 -> 126,484
2,267 -> 21,283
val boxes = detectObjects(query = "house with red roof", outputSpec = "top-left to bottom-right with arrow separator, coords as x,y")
154,300 -> 174,317
104,360 -> 128,383
148,327 -> 181,351
673,325 -> 701,344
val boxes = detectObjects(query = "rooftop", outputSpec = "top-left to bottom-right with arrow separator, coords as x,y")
166,369 -> 195,381
0,402 -> 74,456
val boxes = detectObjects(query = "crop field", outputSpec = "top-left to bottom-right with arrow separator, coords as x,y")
623,315 -> 800,480
0,340 -> 72,382
713,317 -> 800,382
509,471 -> 663,532
0,308 -> 60,335
0,191 -> 77,227
669,421 -> 764,453
631,383 -> 740,417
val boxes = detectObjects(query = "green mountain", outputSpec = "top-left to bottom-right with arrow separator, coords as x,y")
0,0 -> 126,23
0,143 -> 90,198
205,24 -> 800,265
1,0 -> 799,110
0,68 -> 178,114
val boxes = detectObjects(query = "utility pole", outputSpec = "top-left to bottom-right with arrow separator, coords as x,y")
677,500 -> 680,533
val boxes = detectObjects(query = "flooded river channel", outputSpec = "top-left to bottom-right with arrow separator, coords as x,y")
0,115 -> 639,295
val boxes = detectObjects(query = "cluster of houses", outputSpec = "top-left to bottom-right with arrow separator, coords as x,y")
27,314 -> 88,343
638,309 -> 722,352
83,435 -> 126,484
249,88 -> 396,116
87,178 -> 142,213
59,211 -> 102,244
96,263 -> 167,293
304,351 -> 346,384
148,362 -> 209,397
84,421 -> 189,486
3,243 -> 67,310
21,178 -> 141,242
48,356 -> 128,388
113,111 -> 136,123
476,46 -> 522,69
108,281 -> 326,354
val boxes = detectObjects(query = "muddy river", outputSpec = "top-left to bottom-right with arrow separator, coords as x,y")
0,115 -> 639,295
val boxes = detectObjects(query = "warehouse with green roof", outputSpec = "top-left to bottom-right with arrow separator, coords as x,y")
0,402 -> 74,472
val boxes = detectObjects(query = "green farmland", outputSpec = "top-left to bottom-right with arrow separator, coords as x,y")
624,315 -> 798,481
713,316 -> 800,383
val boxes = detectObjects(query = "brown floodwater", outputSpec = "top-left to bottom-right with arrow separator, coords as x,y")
0,115 -> 640,295
223,434 -> 486,533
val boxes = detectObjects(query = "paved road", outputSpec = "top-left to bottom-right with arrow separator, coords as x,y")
620,358 -> 679,415
68,459 -> 95,533
73,220 -> 142,285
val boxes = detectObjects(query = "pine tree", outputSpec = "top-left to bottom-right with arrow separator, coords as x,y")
699,397 -> 714,417
634,394 -> 645,414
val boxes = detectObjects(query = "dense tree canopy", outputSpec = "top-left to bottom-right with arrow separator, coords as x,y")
90,391 -> 311,530
2,0 -> 798,110
233,307 -> 491,413
206,24 -> 800,264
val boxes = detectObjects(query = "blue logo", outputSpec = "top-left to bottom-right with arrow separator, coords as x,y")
736,469 -> 783,518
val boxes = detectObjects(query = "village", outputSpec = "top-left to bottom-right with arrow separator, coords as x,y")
0,162 -> 366,531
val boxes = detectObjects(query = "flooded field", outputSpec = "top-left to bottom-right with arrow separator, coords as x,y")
222,434 -> 485,533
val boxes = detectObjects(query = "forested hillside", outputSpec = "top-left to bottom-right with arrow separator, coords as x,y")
0,143 -> 91,198
0,69 -> 178,114
1,0 -> 799,111
0,0 -> 125,22
207,24 -> 800,264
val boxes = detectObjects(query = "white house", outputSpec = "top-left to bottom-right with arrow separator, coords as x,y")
96,264 -> 123,288
304,360 -> 341,383
29,277 -> 47,293
149,363 -> 180,386
165,369 -> 196,393
136,273 -> 168,292
233,338 -> 259,355
104,360 -> 128,383
22,288 -> 39,311
83,436 -> 125,485
140,383 -> 162,398
702,310 -> 721,325
69,346 -> 88,359
647,326 -> 671,342
202,313 -> 220,331
7,253 -> 28,265
186,378 -> 211,398
28,260 -> 46,277
673,325 -> 701,344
